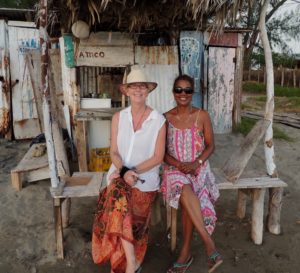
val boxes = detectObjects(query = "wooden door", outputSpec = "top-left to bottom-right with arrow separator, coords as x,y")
8,23 -> 41,139
208,46 -> 235,134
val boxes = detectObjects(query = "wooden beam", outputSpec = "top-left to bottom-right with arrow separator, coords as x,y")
222,119 -> 270,182
75,120 -> 88,172
53,198 -> 64,259
251,188 -> 266,245
11,171 -> 22,191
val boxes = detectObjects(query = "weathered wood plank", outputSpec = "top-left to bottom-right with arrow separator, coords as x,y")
213,168 -> 287,189
8,24 -> 41,139
221,119 -> 271,182
75,120 -> 88,172
11,171 -> 22,191
12,144 -> 48,173
53,198 -> 64,259
50,172 -> 105,198
242,111 -> 300,129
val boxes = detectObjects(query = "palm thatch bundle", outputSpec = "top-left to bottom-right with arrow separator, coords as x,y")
52,0 -> 249,34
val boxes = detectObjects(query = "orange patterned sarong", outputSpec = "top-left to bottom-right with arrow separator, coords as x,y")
92,178 -> 156,273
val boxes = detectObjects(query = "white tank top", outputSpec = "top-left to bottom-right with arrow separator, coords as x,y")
106,106 -> 165,192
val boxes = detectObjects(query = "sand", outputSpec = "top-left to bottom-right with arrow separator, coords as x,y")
0,123 -> 300,273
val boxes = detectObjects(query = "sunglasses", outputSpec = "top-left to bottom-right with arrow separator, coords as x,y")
173,87 -> 194,94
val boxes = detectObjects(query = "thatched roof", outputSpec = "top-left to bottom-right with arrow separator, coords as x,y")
58,0 -> 246,34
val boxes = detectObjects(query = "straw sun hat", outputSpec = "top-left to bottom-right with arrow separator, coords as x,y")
119,69 -> 157,95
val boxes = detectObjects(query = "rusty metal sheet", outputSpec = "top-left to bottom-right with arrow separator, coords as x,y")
135,46 -> 179,65
207,46 -> 235,134
8,24 -> 41,139
209,32 -> 238,47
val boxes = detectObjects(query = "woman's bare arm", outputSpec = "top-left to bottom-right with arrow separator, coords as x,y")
109,112 -> 123,171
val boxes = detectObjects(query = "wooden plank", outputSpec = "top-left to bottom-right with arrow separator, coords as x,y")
12,144 -> 48,173
11,171 -> 22,191
242,111 -> 300,129
221,119 -> 271,182
25,166 -> 50,182
50,172 -> 105,198
8,25 -> 41,139
53,198 -> 64,259
75,44 -> 134,67
213,168 -> 287,189
233,46 -> 244,128
75,120 -> 88,172
236,189 -> 247,219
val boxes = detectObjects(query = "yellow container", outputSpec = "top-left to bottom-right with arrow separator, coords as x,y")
89,147 -> 111,172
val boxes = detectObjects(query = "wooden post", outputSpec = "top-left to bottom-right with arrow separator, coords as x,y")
233,45 -> 244,128
53,198 -> 64,259
171,207 -> 177,252
259,0 -> 282,235
76,120 -> 88,171
237,189 -> 248,219
39,0 -> 59,189
280,65 -> 284,87
251,188 -> 266,245
293,67 -> 296,88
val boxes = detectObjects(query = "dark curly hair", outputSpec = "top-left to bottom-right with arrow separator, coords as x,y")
173,74 -> 194,91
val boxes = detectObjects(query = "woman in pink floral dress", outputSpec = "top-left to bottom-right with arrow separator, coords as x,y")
161,75 -> 222,273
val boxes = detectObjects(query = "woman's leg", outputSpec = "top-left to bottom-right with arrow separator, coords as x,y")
176,206 -> 194,263
180,184 -> 216,256
120,238 -> 138,273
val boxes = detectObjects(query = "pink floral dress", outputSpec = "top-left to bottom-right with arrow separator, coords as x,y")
161,120 -> 220,234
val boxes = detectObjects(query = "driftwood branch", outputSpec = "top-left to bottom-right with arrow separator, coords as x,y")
242,111 -> 300,129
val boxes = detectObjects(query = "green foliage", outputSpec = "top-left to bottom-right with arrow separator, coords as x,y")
236,117 -> 293,141
251,51 -> 297,68
243,82 -> 300,97
0,0 -> 37,9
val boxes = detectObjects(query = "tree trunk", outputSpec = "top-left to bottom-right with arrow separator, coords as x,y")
259,0 -> 282,235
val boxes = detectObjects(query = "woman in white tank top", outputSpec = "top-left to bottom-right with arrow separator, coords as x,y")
92,69 -> 166,273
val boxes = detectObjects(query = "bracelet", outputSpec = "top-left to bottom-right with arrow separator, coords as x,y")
120,166 -> 130,178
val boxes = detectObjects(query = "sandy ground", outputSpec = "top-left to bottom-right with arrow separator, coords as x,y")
1,123 -> 300,273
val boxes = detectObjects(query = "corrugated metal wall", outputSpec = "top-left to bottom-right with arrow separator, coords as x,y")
135,46 -> 179,113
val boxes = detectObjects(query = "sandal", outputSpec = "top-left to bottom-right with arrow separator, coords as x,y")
207,251 -> 223,273
167,256 -> 194,273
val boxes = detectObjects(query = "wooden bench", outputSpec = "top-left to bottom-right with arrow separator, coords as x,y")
50,172 -> 106,259
166,118 -> 288,251
11,143 -> 66,191
166,169 -> 287,251
11,144 -> 50,191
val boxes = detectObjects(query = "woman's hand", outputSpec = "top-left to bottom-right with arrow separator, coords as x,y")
123,170 -> 139,187
177,161 -> 199,175
108,170 -> 120,184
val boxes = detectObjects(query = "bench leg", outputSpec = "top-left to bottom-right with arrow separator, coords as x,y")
53,198 -> 64,259
251,188 -> 266,245
11,171 -> 22,191
237,189 -> 248,219
151,195 -> 162,226
62,198 -> 71,228
267,187 -> 283,235
171,207 -> 177,252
